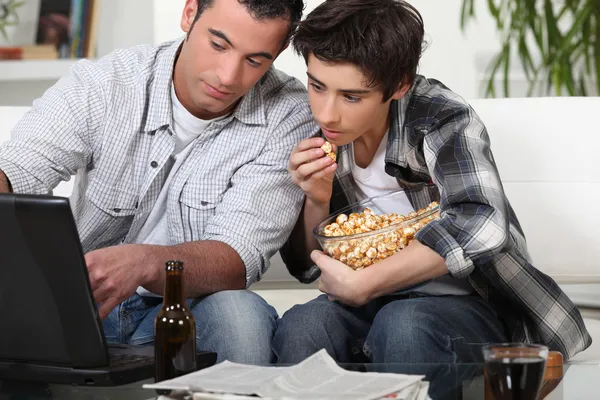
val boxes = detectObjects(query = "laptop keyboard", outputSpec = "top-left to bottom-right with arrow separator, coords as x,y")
109,352 -> 154,369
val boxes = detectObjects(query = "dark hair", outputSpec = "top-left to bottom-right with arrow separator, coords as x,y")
192,0 -> 304,43
293,0 -> 425,101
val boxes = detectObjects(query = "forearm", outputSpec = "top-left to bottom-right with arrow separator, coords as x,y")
361,239 -> 450,301
0,170 -> 11,192
289,198 -> 330,270
143,240 -> 246,297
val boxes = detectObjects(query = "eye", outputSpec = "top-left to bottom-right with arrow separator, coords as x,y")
344,95 -> 361,103
211,41 -> 225,51
310,82 -> 324,92
247,58 -> 261,68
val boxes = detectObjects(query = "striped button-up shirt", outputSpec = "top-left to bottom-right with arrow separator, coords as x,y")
282,75 -> 591,360
0,39 -> 319,286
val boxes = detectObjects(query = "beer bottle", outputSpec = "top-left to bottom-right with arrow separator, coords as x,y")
154,260 -> 197,384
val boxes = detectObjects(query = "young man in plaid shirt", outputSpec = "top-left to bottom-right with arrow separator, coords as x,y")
275,0 -> 590,366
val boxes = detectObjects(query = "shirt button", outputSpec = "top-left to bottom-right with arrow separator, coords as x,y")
150,161 -> 158,168
113,208 -> 121,213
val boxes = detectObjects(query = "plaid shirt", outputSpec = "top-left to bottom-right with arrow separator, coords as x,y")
282,75 -> 591,360
0,39 -> 319,287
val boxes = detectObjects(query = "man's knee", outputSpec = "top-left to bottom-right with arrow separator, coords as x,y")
366,298 -> 449,363
273,295 -> 358,363
189,290 -> 278,364
276,295 -> 350,338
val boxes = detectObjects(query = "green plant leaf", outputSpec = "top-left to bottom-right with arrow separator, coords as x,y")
460,0 -> 475,31
503,44 -> 511,96
595,19 -> 600,95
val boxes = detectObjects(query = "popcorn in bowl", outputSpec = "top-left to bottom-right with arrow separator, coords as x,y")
313,193 -> 440,270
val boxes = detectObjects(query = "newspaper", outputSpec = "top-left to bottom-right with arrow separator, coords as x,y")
144,349 -> 430,400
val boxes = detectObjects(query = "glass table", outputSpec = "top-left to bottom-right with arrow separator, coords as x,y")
0,362 -> 598,399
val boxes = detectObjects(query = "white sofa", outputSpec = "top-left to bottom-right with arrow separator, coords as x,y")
1,97 -> 599,363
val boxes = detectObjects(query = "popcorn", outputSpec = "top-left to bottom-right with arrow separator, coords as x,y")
321,141 -> 337,162
320,201 -> 440,270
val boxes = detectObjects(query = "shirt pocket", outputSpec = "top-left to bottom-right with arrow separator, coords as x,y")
83,181 -> 139,250
179,181 -> 224,241
87,180 -> 138,217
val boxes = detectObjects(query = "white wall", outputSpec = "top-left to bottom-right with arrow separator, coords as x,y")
3,0 -> 516,106
148,0 -> 503,100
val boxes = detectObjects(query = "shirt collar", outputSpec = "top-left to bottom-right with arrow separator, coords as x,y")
231,71 -> 268,126
385,83 -> 414,167
143,38 -> 183,133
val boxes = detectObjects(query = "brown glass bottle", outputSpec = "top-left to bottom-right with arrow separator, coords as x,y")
154,260 -> 197,384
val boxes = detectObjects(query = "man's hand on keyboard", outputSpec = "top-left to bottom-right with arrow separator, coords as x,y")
85,244 -> 158,319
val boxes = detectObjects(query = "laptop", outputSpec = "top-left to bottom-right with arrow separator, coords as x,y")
0,193 -> 217,386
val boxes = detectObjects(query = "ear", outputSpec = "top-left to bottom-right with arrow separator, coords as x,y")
390,81 -> 411,101
181,0 -> 198,34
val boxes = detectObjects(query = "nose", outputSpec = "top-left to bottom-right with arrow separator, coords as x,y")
315,96 -> 341,127
216,56 -> 242,88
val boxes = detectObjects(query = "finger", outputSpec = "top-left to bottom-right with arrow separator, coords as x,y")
295,137 -> 326,153
308,163 -> 337,180
318,279 -> 327,294
93,285 -> 110,305
87,268 -> 106,292
289,147 -> 326,170
311,250 -> 326,265
98,296 -> 121,320
296,157 -> 334,180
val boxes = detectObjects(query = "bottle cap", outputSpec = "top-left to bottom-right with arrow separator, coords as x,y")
165,260 -> 184,271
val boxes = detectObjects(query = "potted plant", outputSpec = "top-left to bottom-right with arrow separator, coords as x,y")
0,0 -> 24,41
461,0 -> 599,97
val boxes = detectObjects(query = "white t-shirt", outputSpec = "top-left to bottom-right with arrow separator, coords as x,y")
350,133 -> 473,296
134,86 -> 225,296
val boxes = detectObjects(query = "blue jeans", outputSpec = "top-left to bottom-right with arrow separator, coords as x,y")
103,290 -> 278,364
272,294 -> 508,364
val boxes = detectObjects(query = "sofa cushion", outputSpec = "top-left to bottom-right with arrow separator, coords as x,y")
469,98 -> 600,283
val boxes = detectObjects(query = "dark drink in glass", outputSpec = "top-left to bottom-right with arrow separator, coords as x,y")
483,343 -> 548,400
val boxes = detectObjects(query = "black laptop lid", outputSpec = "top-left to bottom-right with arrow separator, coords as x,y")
0,193 -> 109,368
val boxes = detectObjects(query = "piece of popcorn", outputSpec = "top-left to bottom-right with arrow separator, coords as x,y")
339,243 -> 350,254
365,216 -> 378,229
343,227 -> 355,236
320,141 -> 336,162
359,242 -> 370,254
366,247 -> 378,259
336,214 -> 348,224
403,226 -> 416,238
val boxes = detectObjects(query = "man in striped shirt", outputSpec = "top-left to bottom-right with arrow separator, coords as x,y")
0,0 -> 318,364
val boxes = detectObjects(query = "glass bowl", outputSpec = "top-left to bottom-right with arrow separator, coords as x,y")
313,189 -> 440,270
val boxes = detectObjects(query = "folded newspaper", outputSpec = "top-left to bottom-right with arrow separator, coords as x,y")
144,349 -> 431,400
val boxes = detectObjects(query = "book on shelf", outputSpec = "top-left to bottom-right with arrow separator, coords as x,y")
34,0 -> 100,59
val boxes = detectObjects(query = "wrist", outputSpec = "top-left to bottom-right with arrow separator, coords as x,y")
140,244 -> 166,285
305,196 -> 330,211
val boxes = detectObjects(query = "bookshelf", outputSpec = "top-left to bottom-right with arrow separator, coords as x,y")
0,0 -> 157,105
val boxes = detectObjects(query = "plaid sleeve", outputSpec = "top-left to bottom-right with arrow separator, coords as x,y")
202,103 -> 319,287
0,60 -> 102,194
415,104 -> 510,279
